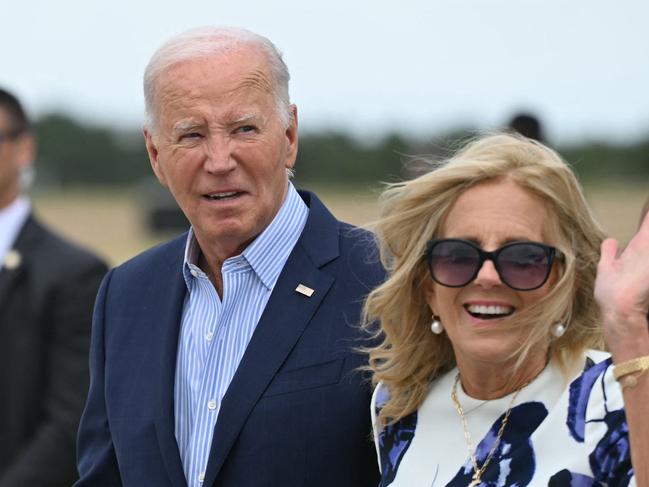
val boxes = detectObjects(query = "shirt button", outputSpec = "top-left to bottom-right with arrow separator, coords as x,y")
190,269 -> 198,278
205,330 -> 214,341
199,471 -> 205,483
208,399 -> 217,410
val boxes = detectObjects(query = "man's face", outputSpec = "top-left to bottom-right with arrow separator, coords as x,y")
144,48 -> 298,259
0,108 -> 32,209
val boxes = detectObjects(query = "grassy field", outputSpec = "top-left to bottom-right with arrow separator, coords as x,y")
33,182 -> 648,266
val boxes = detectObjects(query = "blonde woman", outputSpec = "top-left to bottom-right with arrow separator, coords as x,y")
365,134 -> 649,486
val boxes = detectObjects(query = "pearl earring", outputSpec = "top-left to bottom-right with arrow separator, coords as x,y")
551,322 -> 566,338
430,317 -> 444,334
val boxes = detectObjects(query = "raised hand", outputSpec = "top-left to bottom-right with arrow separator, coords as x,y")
595,211 -> 649,359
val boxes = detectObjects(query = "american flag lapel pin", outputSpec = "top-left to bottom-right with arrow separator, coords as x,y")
295,283 -> 315,297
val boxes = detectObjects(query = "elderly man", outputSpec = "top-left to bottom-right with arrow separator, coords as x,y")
76,27 -> 383,487
0,87 -> 107,486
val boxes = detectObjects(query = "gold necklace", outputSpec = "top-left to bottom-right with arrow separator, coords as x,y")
450,373 -> 525,487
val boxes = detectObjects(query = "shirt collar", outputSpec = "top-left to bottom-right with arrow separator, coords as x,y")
181,230 -> 201,290
182,182 -> 308,291
0,196 -> 30,261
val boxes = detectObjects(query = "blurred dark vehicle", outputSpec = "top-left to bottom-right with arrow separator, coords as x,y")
138,177 -> 189,233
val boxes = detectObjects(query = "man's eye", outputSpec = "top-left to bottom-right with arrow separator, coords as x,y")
180,132 -> 202,140
236,125 -> 256,134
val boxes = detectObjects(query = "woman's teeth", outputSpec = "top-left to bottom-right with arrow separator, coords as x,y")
465,304 -> 514,319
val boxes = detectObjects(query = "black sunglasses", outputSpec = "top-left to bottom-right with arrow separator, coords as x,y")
425,239 -> 563,291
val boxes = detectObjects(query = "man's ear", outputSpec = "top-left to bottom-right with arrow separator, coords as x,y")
143,127 -> 167,187
284,104 -> 298,170
15,132 -> 35,170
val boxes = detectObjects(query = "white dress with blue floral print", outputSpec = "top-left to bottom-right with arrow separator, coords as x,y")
372,350 -> 635,487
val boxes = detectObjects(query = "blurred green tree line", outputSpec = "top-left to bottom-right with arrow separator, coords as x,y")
33,113 -> 649,188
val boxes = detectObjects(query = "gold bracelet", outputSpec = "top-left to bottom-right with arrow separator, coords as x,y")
613,355 -> 649,388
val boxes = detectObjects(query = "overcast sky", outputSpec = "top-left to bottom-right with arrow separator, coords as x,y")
2,0 -> 648,144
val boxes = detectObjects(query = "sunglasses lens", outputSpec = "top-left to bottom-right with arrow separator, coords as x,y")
498,244 -> 551,290
429,241 -> 480,286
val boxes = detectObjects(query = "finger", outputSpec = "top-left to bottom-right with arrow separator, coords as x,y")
599,238 -> 619,269
631,212 -> 649,244
628,210 -> 649,250
639,205 -> 649,232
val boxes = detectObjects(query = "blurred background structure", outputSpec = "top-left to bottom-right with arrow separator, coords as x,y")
2,0 -> 648,265
507,113 -> 546,144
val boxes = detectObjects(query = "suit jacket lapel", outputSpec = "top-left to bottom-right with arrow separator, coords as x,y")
0,216 -> 40,313
149,240 -> 189,487
202,192 -> 339,485
0,260 -> 24,313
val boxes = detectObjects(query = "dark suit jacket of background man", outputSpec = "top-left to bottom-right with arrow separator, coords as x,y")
0,214 -> 107,486
76,191 -> 385,487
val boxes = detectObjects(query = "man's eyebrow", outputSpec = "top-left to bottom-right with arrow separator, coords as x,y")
231,113 -> 256,124
172,120 -> 202,133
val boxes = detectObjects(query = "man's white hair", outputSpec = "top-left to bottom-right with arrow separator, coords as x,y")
143,26 -> 292,132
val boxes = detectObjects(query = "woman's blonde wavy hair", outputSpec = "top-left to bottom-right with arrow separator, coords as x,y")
364,133 -> 606,427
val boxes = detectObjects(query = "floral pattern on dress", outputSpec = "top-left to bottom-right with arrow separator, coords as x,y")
446,402 -> 547,487
562,357 -> 633,486
375,385 -> 419,487
548,469 -> 603,486
377,412 -> 418,487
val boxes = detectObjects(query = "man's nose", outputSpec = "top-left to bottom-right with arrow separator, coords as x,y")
203,135 -> 236,173
473,258 -> 502,288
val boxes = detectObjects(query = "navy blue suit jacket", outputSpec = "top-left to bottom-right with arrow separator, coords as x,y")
75,191 -> 384,487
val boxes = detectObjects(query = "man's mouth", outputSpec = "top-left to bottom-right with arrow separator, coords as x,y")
464,304 -> 515,320
204,191 -> 242,201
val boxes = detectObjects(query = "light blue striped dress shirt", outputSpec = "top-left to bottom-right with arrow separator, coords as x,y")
174,183 -> 308,487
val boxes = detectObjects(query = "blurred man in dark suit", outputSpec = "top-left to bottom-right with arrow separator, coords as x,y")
0,87 -> 107,486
